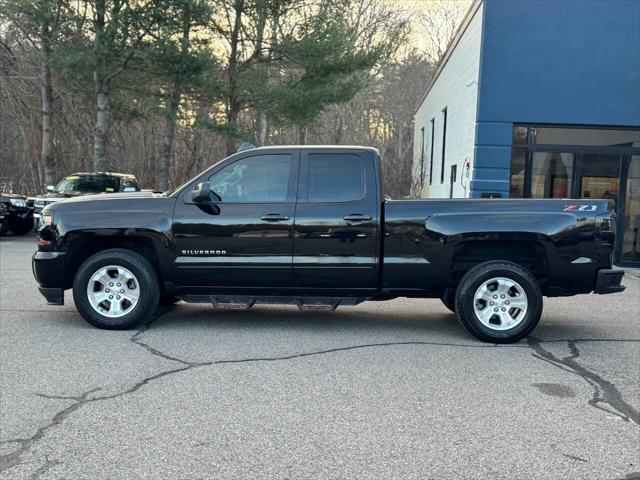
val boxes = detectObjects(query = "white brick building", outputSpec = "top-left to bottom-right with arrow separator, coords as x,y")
413,1 -> 483,199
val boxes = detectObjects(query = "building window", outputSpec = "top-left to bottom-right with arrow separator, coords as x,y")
449,164 -> 457,198
419,126 -> 425,187
508,124 -> 640,266
440,107 -> 447,183
510,148 -> 526,198
429,118 -> 435,185
531,151 -> 574,198
529,126 -> 640,147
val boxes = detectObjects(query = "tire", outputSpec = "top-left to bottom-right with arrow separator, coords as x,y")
9,216 -> 34,235
0,220 -> 8,236
73,249 -> 160,329
440,288 -> 456,313
455,261 -> 543,343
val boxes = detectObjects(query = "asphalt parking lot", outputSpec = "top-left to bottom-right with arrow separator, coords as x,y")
1,234 -> 639,480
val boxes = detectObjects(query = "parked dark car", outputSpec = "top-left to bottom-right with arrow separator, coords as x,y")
33,172 -> 139,230
32,146 -> 625,343
0,192 -> 34,235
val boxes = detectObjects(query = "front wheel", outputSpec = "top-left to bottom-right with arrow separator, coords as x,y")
73,249 -> 160,329
455,261 -> 543,343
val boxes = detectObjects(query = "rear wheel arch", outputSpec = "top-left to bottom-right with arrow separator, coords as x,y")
447,239 -> 549,292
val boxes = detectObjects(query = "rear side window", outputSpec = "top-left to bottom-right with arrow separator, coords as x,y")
306,153 -> 364,202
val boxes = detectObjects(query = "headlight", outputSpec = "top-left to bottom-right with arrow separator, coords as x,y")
42,214 -> 53,226
0,203 -> 7,214
9,198 -> 27,208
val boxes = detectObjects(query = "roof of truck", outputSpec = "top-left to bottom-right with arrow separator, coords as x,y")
241,145 -> 380,154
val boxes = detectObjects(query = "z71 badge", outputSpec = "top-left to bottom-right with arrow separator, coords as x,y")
563,204 -> 598,212
181,249 -> 227,255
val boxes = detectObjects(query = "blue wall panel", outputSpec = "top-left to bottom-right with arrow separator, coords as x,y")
471,0 -> 640,198
478,0 -> 640,126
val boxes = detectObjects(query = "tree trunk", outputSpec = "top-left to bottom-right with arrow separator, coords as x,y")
92,0 -> 109,172
40,21 -> 55,186
258,111 -> 267,146
93,84 -> 109,172
225,0 -> 243,156
158,86 -> 180,191
298,125 -> 307,145
158,1 -> 191,191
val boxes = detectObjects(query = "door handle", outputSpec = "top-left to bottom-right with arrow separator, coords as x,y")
261,214 -> 290,221
343,214 -> 372,222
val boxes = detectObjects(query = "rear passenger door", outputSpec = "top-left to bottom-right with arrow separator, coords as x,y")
293,149 -> 380,291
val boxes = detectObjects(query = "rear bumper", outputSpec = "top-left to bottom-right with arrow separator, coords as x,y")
594,268 -> 625,294
32,251 -> 67,305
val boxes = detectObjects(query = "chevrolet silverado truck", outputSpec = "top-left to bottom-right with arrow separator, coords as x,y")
32,146 -> 625,343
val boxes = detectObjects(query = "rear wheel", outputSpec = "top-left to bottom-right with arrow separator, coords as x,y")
73,249 -> 160,329
455,261 -> 542,343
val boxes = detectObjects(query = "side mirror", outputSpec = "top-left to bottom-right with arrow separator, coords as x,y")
46,185 -> 55,192
191,182 -> 212,203
123,187 -> 136,192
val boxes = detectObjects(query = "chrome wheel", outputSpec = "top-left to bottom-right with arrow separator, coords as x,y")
473,277 -> 528,330
86,265 -> 140,318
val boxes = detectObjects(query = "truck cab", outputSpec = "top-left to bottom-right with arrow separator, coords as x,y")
173,146 -> 381,293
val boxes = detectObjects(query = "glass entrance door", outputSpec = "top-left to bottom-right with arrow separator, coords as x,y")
620,156 -> 640,264
576,153 -> 621,205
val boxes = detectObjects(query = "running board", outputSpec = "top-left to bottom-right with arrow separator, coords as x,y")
180,295 -> 369,311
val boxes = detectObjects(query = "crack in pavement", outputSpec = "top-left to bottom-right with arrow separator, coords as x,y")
2,323 -> 638,477
527,337 -> 640,425
561,453 -> 588,463
28,454 -> 61,480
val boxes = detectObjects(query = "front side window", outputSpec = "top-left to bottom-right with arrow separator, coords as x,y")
306,153 -> 363,202
208,154 -> 291,202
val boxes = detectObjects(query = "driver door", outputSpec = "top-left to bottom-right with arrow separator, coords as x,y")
173,150 -> 299,290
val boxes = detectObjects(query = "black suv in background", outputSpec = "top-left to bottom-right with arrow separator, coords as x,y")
34,172 -> 139,230
0,192 -> 33,235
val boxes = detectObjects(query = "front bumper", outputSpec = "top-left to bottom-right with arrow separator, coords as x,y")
594,268 -> 625,294
32,251 -> 67,305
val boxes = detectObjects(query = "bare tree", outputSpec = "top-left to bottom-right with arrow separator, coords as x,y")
416,0 -> 470,64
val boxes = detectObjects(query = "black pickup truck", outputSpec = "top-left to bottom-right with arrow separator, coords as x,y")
33,146 -> 625,343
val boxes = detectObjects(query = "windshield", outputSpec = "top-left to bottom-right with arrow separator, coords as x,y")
55,175 -> 120,194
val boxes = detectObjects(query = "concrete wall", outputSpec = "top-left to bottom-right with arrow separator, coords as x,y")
413,2 -> 483,198
471,0 -> 640,197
